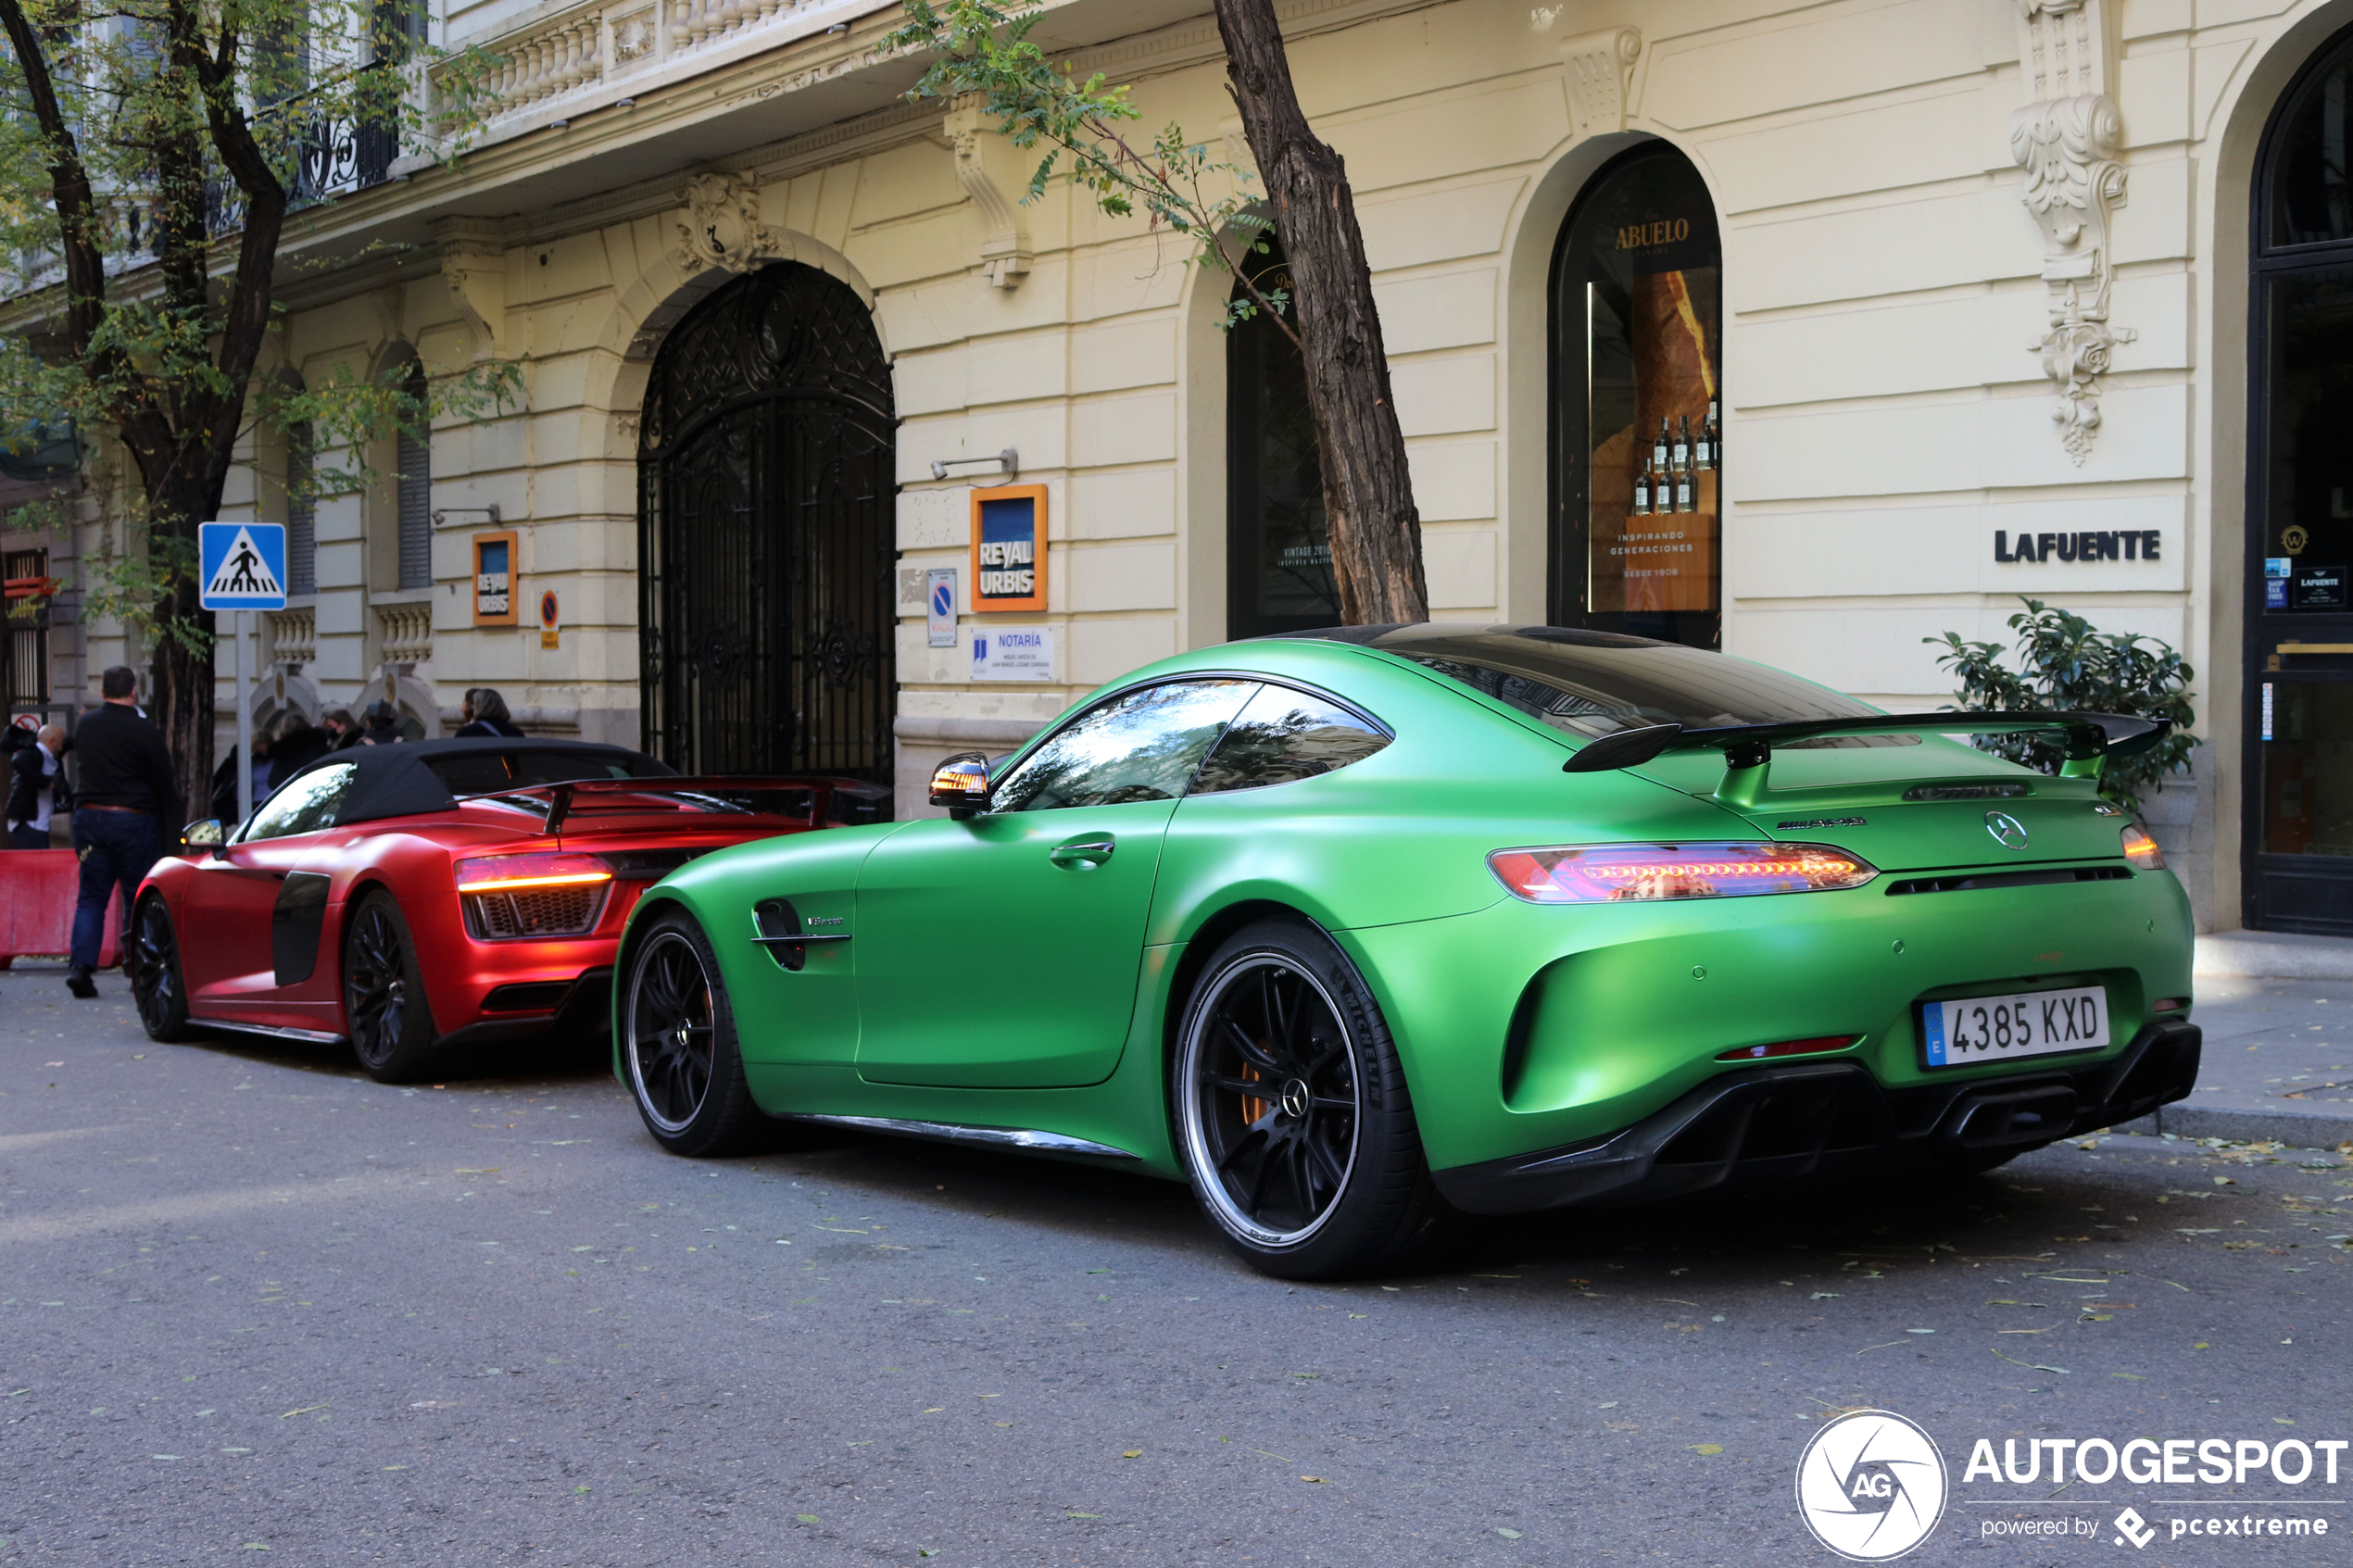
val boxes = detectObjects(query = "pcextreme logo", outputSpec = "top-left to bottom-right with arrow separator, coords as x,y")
1795,1410 -> 1950,1562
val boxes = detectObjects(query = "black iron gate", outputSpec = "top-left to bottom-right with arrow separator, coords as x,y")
638,263 -> 896,784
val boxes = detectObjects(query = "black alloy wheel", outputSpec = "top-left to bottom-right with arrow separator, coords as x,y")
1175,920 -> 1451,1279
343,891 -> 438,1083
129,894 -> 190,1042
622,909 -> 763,1157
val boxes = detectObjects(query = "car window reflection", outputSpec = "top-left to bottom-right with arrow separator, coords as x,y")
1189,685 -> 1390,796
992,681 -> 1259,812
240,762 -> 359,842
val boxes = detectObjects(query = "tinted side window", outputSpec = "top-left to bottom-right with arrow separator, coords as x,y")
1190,685 -> 1389,796
991,681 -> 1259,812
243,763 -> 358,841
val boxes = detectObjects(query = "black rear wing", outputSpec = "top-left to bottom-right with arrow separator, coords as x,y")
466,775 -> 890,836
1561,711 -> 2169,810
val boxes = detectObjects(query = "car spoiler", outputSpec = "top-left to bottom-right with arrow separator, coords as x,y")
465,775 -> 889,836
1560,711 -> 2170,810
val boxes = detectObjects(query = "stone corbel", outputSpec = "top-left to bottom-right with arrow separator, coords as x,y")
433,218 -> 510,361
943,94 -> 1033,290
673,170 -> 789,275
1560,25 -> 1641,140
2011,0 -> 2132,464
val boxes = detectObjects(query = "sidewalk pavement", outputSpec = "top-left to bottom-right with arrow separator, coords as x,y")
2117,972 -> 2353,1150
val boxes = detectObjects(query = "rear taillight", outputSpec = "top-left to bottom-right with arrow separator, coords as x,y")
1488,842 -> 1879,903
2121,823 -> 2165,870
1717,1035 -> 1860,1062
455,852 -> 614,939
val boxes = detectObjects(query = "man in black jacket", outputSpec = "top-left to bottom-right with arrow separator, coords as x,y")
67,667 -> 181,998
6,722 -> 68,848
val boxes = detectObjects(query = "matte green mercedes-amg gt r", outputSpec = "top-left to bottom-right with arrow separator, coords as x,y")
611,624 -> 2198,1278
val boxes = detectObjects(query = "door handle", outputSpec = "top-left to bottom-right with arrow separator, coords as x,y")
1049,837 -> 1116,868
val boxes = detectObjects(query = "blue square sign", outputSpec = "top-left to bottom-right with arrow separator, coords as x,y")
197,521 -> 289,611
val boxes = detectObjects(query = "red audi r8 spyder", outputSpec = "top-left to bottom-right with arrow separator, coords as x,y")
127,739 -> 883,1082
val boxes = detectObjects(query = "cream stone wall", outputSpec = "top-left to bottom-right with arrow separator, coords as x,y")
22,0 -> 2353,931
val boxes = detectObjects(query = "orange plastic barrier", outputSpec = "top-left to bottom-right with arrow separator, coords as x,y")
0,849 -> 123,969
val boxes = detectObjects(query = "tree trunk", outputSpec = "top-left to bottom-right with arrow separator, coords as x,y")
1211,0 -> 1426,626
149,570 -> 213,834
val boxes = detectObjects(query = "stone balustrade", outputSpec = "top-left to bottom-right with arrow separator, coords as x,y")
448,0 -> 872,125
375,601 -> 434,666
264,606 -> 317,668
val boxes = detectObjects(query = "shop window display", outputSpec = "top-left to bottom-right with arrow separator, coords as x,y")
1549,145 -> 1723,648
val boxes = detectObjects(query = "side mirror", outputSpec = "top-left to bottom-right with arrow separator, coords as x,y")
928,752 -> 990,819
180,818 -> 226,858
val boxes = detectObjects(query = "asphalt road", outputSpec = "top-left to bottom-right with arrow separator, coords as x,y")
5,975 -> 2352,1566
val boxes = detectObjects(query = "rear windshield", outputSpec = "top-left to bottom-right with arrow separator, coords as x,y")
1362,629 -> 1877,741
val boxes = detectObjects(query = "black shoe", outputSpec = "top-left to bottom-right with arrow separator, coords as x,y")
66,969 -> 97,999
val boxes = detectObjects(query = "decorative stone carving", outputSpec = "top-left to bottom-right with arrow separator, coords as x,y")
434,218 -> 510,360
2010,0 -> 2131,464
673,170 -> 787,274
942,94 -> 1032,289
1560,26 -> 1641,140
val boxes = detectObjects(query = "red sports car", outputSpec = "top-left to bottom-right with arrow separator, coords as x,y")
129,739 -> 883,1082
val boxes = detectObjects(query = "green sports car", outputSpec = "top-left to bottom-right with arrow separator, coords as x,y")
611,624 -> 2198,1279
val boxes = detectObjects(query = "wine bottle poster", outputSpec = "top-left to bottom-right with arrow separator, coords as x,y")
1591,264 -> 1719,615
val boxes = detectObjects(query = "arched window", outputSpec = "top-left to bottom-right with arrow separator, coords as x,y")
395,355 -> 430,590
1226,232 -> 1339,637
2247,22 -> 2353,932
1548,144 -> 1722,648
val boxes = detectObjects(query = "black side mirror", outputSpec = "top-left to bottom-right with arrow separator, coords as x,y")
928,752 -> 990,820
181,818 -> 225,857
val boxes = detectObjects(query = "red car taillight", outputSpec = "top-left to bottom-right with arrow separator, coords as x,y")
455,852 -> 614,939
2120,823 -> 2165,870
1488,842 -> 1879,903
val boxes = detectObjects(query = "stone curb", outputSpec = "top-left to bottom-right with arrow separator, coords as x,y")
2110,1104 -> 2353,1150
2196,932 -> 2353,982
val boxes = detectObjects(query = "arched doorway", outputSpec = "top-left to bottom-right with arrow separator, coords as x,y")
2248,24 -> 2353,932
1547,144 -> 1722,648
637,262 -> 897,784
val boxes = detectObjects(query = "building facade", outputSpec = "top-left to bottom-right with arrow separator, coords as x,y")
11,0 -> 2353,937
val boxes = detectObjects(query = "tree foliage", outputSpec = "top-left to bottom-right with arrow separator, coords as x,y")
0,0 -> 511,810
1927,596 -> 2197,812
883,0 -> 1292,338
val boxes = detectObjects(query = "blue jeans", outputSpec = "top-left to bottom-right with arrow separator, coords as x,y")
8,822 -> 49,850
70,809 -> 159,971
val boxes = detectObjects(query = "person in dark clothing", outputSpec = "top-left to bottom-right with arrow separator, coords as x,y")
209,729 -> 269,824
359,700 -> 404,746
261,710 -> 332,792
6,722 -> 69,848
68,666 -> 181,997
321,709 -> 360,750
454,687 -> 526,738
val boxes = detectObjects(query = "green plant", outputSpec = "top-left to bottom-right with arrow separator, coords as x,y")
1926,597 -> 2196,812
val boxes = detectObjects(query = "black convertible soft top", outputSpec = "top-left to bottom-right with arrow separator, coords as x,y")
269,739 -> 673,828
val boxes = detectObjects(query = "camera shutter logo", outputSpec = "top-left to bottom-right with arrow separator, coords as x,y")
1794,1410 -> 1948,1561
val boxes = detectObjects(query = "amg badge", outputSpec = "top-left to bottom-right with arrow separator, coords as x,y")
1777,816 -> 1867,830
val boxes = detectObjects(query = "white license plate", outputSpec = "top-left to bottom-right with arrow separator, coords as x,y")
1922,986 -> 2108,1068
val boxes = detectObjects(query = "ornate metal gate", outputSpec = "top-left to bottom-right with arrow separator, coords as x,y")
637,263 -> 896,785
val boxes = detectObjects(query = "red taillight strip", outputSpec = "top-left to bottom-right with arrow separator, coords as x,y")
457,871 -> 614,893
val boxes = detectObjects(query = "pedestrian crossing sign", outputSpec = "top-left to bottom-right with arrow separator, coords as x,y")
197,521 -> 289,611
